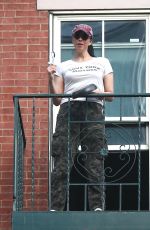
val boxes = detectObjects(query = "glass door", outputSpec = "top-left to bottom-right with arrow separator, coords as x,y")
51,15 -> 149,210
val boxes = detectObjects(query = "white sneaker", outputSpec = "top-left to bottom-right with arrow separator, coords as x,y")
50,209 -> 56,211
94,208 -> 102,211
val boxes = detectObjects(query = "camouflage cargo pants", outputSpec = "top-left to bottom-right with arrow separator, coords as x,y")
51,101 -> 107,211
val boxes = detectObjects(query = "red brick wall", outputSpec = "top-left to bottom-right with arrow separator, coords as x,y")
0,1 -> 49,229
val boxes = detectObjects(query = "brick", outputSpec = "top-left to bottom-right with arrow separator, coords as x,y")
0,94 -> 12,100
41,24 -> 49,31
16,24 -> 40,31
0,136 -> 13,144
1,143 -> 13,150
3,58 -> 27,66
16,0 -> 36,2
28,44 -> 48,52
0,207 -> 12,215
0,0 -> 35,2
0,221 -> 11,230
1,1 -> 49,229
0,122 -> 14,131
0,4 -> 4,10
0,0 -> 15,3
14,79 -> 28,86
1,200 -> 13,207
1,157 -> 13,165
1,17 -> 17,24
0,52 -> 15,59
0,80 -> 15,87
2,100 -> 13,107
4,10 -> 16,17
0,11 -> 4,17
1,185 -> 13,194
2,115 -> 14,123
2,130 -> 13,136
0,179 -> 13,186
27,58 -> 46,65
0,151 -> 13,158
27,38 -> 41,44
1,86 -> 27,94
16,10 -> 40,17
2,72 -> 28,80
39,11 -> 48,17
0,65 -> 15,73
0,38 -> 15,45
0,24 -> 15,31
4,3 -> 35,11
15,38 -> 29,45
1,171 -> 13,179
16,51 -> 40,59
40,65 -> 48,73
3,31 -> 27,38
15,65 -> 40,73
0,192 -> 13,200
1,213 -> 12,222
27,17 -> 48,24
28,72 -> 47,79
28,86 -> 48,94
28,31 -> 48,38
3,45 -> 27,52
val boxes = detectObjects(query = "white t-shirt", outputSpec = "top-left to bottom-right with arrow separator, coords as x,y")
55,57 -> 113,104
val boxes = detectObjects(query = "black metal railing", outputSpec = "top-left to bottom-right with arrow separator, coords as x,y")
13,97 -> 26,211
13,93 -> 150,211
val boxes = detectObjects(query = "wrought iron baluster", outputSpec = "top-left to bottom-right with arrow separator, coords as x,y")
138,96 -> 142,211
84,184 -> 88,211
17,125 -> 24,210
48,97 -> 53,210
31,98 -> 36,209
119,184 -> 122,211
120,97 -> 123,121
14,98 -> 26,211
67,98 -> 71,211
14,97 -> 19,211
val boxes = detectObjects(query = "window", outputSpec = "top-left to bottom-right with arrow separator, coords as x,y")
51,15 -> 148,147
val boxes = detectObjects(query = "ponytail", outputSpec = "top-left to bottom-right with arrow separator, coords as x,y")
88,44 -> 95,57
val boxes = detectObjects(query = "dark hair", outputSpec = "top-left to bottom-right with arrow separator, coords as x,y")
88,44 -> 95,57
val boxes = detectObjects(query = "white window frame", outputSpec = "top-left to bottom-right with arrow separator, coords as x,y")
49,13 -> 150,132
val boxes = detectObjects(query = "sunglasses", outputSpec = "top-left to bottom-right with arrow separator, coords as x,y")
73,30 -> 89,40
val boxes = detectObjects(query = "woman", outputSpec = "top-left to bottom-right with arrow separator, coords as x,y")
47,24 -> 114,211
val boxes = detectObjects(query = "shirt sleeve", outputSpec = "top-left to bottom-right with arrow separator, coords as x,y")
104,58 -> 113,76
55,63 -> 63,77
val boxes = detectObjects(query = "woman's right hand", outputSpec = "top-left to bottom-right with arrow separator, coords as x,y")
47,64 -> 64,106
47,64 -> 56,77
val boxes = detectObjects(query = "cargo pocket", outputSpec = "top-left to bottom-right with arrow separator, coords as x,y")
52,132 -> 68,157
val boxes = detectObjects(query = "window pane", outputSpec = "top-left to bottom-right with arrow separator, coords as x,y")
106,123 -> 147,145
105,20 -> 145,43
106,96 -> 146,117
105,20 -> 146,117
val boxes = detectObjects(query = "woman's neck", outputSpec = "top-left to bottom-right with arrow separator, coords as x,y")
73,51 -> 92,62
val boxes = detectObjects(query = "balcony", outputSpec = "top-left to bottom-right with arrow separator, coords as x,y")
12,93 -> 150,230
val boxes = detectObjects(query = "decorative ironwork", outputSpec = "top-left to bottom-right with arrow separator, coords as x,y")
104,123 -> 137,183
13,93 -> 149,211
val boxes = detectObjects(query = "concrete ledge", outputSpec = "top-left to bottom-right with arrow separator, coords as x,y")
37,0 -> 150,10
12,211 -> 150,230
